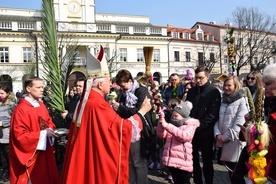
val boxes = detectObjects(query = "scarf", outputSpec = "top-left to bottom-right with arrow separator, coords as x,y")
222,89 -> 246,104
170,117 -> 190,127
123,80 -> 139,107
248,85 -> 257,96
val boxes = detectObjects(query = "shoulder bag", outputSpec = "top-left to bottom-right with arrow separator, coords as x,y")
220,128 -> 245,162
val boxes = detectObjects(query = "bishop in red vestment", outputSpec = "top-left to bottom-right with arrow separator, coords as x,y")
9,77 -> 59,184
60,77 -> 151,184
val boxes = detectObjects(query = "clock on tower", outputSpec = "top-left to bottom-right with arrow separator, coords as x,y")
67,1 -> 81,14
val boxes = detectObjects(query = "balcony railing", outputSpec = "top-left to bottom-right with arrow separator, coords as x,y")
18,22 -> 36,30
0,19 -> 166,36
0,21 -> 12,29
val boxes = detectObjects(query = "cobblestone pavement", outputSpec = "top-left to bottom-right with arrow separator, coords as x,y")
1,161 -> 231,184
148,160 -> 231,184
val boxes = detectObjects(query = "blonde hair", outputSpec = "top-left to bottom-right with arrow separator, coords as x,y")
223,76 -> 242,92
246,71 -> 263,89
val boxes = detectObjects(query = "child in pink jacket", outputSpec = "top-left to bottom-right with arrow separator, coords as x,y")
157,101 -> 199,184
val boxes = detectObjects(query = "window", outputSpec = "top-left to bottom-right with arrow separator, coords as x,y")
119,48 -> 127,62
104,47 -> 110,59
209,35 -> 214,41
172,31 -> 178,38
236,38 -> 243,50
254,57 -> 258,64
23,47 -> 32,62
184,33 -> 189,39
224,55 -> 228,64
185,52 -> 190,62
174,51 -> 180,61
153,49 -> 160,62
0,47 -> 9,62
210,53 -> 215,63
197,33 -> 203,40
198,52 -> 204,66
137,49 -> 144,62
272,41 -> 276,53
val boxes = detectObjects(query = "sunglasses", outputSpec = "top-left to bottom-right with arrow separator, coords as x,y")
247,77 -> 255,81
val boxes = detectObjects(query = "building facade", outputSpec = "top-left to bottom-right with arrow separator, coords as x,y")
0,0 -> 170,92
1,0 -> 275,93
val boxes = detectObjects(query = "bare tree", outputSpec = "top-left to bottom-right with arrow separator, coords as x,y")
36,32 -> 79,96
192,42 -> 221,72
102,44 -> 120,77
227,7 -> 276,75
57,33 -> 80,94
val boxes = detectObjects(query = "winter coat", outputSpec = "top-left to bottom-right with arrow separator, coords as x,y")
162,82 -> 185,105
0,93 -> 16,144
214,89 -> 249,147
157,118 -> 199,172
264,96 -> 276,181
186,82 -> 221,139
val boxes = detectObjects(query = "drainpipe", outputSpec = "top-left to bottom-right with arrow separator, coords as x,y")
167,39 -> 172,79
219,42 -> 222,74
30,32 -> 39,77
115,34 -> 121,74
35,36 -> 39,77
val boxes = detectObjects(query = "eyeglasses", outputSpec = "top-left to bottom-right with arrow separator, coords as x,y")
247,77 -> 255,81
195,76 -> 206,81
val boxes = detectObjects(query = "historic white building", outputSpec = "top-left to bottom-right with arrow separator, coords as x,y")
0,0 -> 170,92
1,0 -> 275,93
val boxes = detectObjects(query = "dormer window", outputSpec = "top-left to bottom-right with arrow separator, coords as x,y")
197,33 -> 203,40
172,31 -> 178,38
184,32 -> 189,39
209,35 -> 214,41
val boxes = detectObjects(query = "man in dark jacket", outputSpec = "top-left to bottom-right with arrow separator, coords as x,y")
162,73 -> 185,105
186,66 -> 221,184
61,78 -> 85,129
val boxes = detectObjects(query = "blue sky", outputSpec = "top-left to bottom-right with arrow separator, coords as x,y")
1,0 -> 275,28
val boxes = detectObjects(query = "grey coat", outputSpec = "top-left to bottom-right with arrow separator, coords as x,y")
214,90 -> 249,147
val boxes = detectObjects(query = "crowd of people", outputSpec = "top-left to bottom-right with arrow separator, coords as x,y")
1,64 -> 276,184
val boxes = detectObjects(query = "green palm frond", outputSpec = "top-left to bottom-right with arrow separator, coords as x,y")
59,44 -> 79,95
41,0 -> 65,112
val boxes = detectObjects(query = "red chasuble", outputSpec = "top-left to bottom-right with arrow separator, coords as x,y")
60,90 -> 140,184
9,99 -> 59,184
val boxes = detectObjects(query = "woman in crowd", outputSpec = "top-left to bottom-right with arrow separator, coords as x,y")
0,85 -> 16,182
231,71 -> 264,183
262,64 -> 276,182
245,71 -> 263,104
112,69 -> 154,184
214,76 -> 249,181
182,81 -> 196,101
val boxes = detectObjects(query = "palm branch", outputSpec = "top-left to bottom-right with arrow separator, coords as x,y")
41,0 -> 65,112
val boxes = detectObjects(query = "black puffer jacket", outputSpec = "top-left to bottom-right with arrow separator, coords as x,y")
186,82 -> 221,139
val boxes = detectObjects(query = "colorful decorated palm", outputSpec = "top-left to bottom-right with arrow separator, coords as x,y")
143,47 -> 163,109
224,27 -> 236,76
244,87 -> 271,184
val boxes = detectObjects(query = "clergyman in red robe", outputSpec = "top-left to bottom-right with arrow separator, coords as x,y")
60,77 -> 151,184
9,77 -> 59,184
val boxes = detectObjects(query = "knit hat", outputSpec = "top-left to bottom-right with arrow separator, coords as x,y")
173,101 -> 193,118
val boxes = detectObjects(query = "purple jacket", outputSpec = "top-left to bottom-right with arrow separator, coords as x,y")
157,118 -> 199,172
